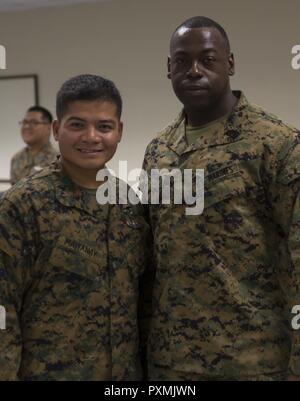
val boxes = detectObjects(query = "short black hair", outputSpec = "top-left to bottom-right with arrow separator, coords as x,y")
171,16 -> 231,53
56,74 -> 122,120
27,105 -> 53,123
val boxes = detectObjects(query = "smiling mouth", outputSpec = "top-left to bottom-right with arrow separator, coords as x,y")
77,149 -> 104,154
184,86 -> 208,91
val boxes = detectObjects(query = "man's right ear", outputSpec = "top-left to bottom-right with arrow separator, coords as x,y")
52,120 -> 59,141
167,56 -> 171,79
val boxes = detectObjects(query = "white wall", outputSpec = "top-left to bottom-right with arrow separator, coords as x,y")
0,0 -> 299,189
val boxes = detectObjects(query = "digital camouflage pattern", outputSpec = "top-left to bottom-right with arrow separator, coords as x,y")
10,142 -> 57,185
0,161 -> 151,380
147,363 -> 287,381
143,91 -> 300,380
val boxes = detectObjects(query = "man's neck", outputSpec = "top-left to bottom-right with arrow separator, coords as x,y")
60,158 -> 101,190
185,91 -> 238,127
28,140 -> 49,157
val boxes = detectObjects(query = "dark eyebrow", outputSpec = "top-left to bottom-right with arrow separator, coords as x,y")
66,117 -> 116,125
173,50 -> 188,56
173,48 -> 218,56
98,119 -> 116,125
201,48 -> 218,54
66,117 -> 86,123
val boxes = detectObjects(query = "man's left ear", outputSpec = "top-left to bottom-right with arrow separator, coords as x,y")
167,56 -> 171,79
118,121 -> 123,143
228,52 -> 235,76
52,120 -> 60,141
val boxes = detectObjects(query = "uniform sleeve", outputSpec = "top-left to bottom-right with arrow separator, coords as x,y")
287,188 -> 300,375
10,157 -> 17,186
268,135 -> 300,375
137,201 -> 155,380
0,198 -> 29,380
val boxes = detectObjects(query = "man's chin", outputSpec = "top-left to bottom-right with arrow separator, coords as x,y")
23,139 -> 36,146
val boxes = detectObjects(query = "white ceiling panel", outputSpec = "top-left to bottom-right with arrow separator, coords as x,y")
0,0 -> 108,12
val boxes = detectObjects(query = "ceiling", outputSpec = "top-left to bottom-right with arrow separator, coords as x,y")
0,0 -> 106,12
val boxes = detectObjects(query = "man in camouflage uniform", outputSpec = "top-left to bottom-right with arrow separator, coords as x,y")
10,106 -> 57,185
0,75 -> 150,380
142,16 -> 300,380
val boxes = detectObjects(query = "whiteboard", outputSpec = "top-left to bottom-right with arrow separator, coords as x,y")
0,75 -> 38,190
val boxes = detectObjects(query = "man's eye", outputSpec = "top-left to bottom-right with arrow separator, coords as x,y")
98,124 -> 112,132
175,57 -> 186,65
69,122 -> 84,129
203,57 -> 216,65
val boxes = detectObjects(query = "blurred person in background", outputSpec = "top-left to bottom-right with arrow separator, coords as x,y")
10,105 -> 57,185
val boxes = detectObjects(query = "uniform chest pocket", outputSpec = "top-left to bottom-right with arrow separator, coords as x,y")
48,235 -> 105,281
38,238 -> 105,305
204,164 -> 246,209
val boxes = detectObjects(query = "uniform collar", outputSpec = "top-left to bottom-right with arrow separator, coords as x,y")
25,141 -> 54,162
52,160 -> 135,217
52,160 -> 104,216
166,91 -> 249,156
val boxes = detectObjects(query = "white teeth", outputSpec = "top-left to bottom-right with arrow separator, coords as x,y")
78,149 -> 102,153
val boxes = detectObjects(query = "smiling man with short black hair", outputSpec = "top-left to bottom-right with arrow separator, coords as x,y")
0,74 -> 150,381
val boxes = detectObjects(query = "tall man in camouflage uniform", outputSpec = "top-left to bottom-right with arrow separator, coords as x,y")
0,74 -> 150,380
10,106 -> 57,185
142,16 -> 300,380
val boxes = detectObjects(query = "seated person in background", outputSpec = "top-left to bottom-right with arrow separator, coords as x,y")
0,74 -> 151,380
10,106 -> 57,185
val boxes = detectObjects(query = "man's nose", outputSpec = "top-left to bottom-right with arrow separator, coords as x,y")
187,61 -> 204,78
82,125 -> 101,141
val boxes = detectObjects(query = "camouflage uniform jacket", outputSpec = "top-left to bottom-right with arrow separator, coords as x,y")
142,91 -> 300,378
10,142 -> 57,185
0,161 -> 150,380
